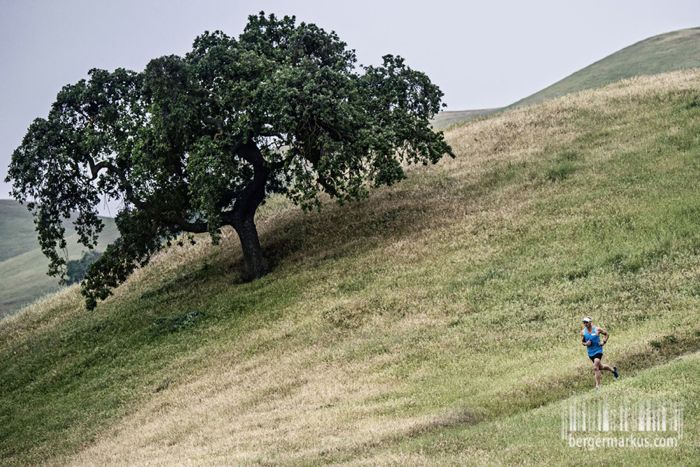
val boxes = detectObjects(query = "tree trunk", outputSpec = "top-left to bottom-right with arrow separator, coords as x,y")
227,140 -> 271,281
233,216 -> 269,280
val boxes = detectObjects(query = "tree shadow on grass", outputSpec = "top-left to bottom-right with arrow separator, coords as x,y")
256,164 -> 525,277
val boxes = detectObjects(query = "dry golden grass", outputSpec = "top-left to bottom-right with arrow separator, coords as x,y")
54,71 -> 700,465
4,69 -> 700,466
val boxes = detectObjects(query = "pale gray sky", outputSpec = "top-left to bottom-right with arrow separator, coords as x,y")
1,0 -> 699,207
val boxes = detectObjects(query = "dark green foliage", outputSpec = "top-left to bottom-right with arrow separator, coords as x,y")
5,12 -> 452,309
65,250 -> 102,285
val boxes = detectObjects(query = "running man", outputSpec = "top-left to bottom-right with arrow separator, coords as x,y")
581,316 -> 619,389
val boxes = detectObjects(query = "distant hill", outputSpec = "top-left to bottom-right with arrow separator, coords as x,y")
431,108 -> 498,130
0,199 -> 119,317
437,27 -> 700,128
511,27 -> 700,108
0,199 -> 42,261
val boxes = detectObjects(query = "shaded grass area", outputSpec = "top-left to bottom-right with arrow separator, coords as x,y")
1,74 -> 700,464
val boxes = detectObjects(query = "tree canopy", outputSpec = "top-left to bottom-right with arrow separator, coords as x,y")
6,12 -> 453,309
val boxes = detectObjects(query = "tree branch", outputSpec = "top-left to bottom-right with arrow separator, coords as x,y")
87,156 -> 147,210
224,141 -> 269,225
174,216 -> 209,233
86,156 -> 114,181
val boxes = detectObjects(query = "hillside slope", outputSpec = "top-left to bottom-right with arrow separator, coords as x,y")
0,199 -> 41,261
2,70 -> 700,465
512,27 -> 700,108
0,201 -> 120,318
431,108 -> 498,130
437,27 -> 700,129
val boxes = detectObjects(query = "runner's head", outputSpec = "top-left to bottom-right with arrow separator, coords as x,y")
582,316 -> 592,328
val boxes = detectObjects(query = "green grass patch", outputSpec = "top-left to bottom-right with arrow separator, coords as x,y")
2,73 -> 700,464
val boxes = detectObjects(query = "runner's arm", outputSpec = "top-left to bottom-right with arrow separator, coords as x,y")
599,327 -> 609,345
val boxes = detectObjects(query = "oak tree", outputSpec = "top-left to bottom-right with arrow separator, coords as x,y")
6,12 -> 453,309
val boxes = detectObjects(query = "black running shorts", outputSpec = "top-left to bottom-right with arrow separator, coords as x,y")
589,352 -> 603,362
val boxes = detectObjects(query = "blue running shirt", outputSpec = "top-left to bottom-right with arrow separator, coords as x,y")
583,326 -> 603,356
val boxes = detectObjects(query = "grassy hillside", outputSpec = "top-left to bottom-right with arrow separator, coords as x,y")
431,108 -> 498,130
512,27 -> 700,108
2,70 -> 700,465
0,202 -> 119,318
0,199 -> 42,261
433,28 -> 700,131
